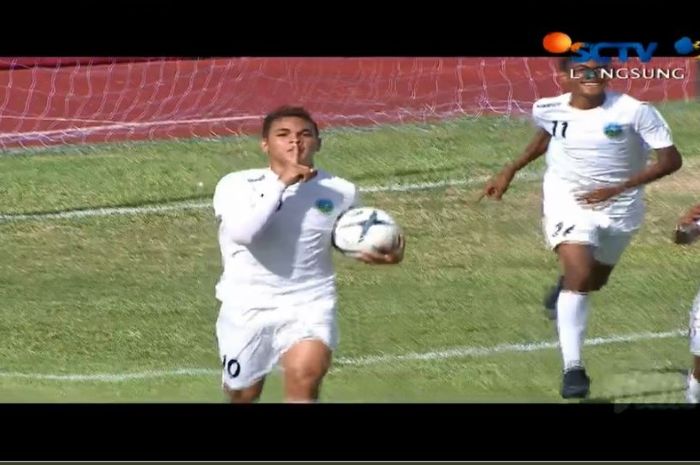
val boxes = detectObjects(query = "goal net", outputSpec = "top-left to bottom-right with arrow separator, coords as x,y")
0,57 -> 695,151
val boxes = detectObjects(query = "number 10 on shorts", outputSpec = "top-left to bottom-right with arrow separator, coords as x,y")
222,355 -> 241,378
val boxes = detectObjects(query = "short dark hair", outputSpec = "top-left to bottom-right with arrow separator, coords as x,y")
558,57 -> 574,72
262,106 -> 319,138
558,57 -> 611,71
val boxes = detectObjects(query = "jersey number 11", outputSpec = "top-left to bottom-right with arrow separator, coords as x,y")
552,121 -> 568,138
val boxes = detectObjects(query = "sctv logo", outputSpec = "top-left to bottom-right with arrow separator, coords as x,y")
543,32 -> 657,63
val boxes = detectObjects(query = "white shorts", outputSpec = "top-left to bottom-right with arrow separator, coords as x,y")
542,208 -> 634,265
690,289 -> 700,356
215,299 -> 338,390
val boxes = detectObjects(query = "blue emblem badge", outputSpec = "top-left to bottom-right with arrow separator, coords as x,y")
603,122 -> 623,138
315,198 -> 334,214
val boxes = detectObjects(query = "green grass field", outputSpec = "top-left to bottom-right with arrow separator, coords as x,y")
2,101 -> 700,402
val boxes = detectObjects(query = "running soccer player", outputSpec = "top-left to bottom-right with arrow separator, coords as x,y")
673,203 -> 700,403
480,58 -> 683,399
212,106 -> 405,403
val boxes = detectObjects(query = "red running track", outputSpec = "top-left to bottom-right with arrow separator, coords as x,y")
0,57 -> 695,150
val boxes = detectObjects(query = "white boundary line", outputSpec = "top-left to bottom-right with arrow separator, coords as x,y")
0,171 -> 542,223
335,329 -> 686,366
0,329 -> 685,383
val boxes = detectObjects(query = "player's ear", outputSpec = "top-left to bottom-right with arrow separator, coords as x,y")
316,137 -> 322,152
557,70 -> 572,92
260,138 -> 269,154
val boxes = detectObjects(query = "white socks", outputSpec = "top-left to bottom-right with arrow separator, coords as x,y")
687,371 -> 700,404
556,290 -> 589,371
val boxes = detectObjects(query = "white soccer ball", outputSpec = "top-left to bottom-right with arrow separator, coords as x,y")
332,207 -> 401,257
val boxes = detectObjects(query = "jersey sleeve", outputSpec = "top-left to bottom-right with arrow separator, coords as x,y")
213,173 -> 286,245
349,184 -> 362,209
634,103 -> 673,149
531,101 -> 550,132
335,183 -> 361,218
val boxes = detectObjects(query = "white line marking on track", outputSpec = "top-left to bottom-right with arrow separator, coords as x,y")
0,329 -> 685,382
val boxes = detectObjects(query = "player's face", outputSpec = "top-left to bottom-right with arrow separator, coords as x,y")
566,60 -> 610,98
261,116 -> 321,167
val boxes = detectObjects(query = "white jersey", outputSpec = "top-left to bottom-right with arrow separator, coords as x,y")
213,168 -> 359,309
533,90 -> 673,231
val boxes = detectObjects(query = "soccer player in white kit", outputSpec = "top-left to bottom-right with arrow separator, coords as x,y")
480,58 -> 683,399
212,106 -> 405,403
673,203 -> 700,403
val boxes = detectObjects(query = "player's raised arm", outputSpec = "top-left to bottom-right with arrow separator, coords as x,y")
480,127 -> 551,201
213,174 -> 287,246
214,164 -> 315,245
214,120 -> 317,246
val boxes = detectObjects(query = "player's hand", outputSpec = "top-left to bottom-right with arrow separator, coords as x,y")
674,204 -> 700,244
673,223 -> 700,245
357,234 -> 405,265
678,204 -> 700,226
278,162 -> 316,186
478,167 -> 516,201
575,185 -> 625,206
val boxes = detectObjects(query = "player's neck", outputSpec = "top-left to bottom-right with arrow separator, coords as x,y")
569,92 -> 606,110
268,163 -> 283,177
268,162 -> 315,176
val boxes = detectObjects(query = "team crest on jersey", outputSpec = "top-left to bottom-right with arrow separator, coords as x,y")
315,198 -> 334,214
603,122 -> 624,138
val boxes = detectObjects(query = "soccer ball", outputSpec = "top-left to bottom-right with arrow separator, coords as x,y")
332,207 -> 401,256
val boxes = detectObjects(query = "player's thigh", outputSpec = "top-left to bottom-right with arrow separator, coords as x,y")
594,232 -> 633,267
280,339 -> 333,388
216,314 -> 277,391
543,213 -> 598,279
589,261 -> 615,291
543,211 -> 600,254
586,233 -> 631,290
223,378 -> 266,403
275,314 -> 338,384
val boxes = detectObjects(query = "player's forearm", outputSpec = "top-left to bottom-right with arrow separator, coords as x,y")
621,165 -> 674,190
620,147 -> 683,190
508,149 -> 545,173
505,129 -> 550,173
226,178 -> 286,245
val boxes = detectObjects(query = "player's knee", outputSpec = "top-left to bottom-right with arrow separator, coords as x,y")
285,364 -> 327,394
224,385 -> 262,403
562,274 -> 594,293
226,391 -> 259,403
590,274 -> 609,291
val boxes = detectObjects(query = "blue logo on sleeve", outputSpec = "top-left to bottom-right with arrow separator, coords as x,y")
315,198 -> 334,214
